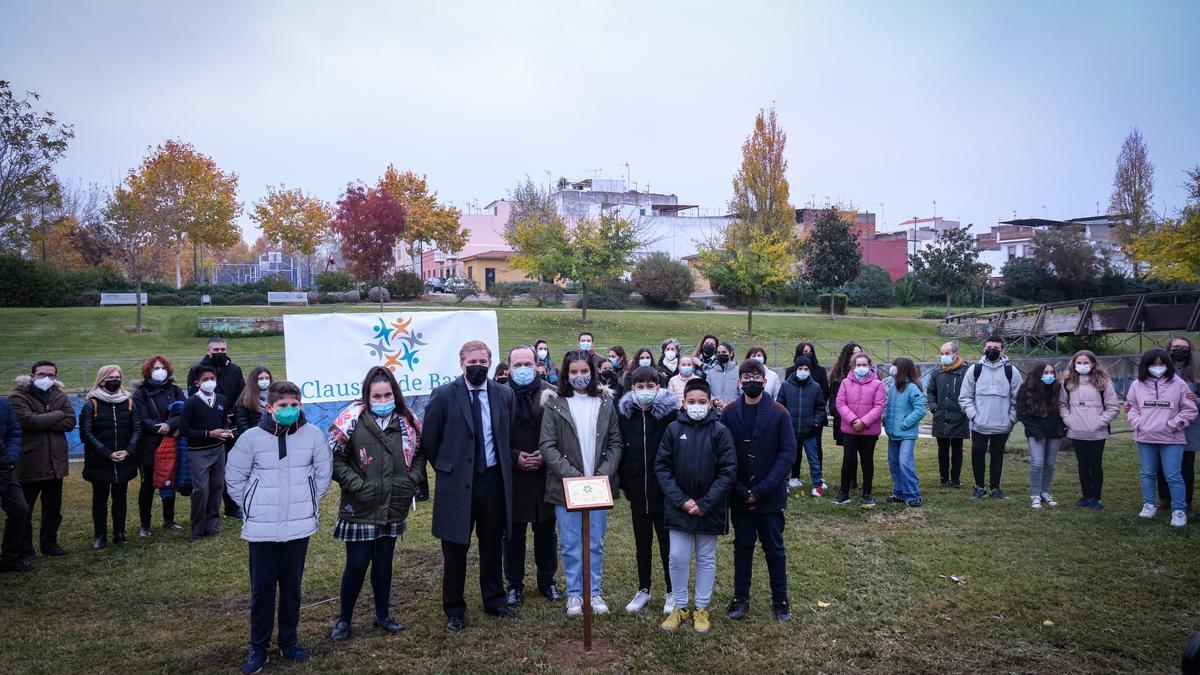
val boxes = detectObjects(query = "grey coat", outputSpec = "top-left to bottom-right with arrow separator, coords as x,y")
958,358 -> 1023,435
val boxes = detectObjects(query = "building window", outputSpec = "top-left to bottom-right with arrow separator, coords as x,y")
467,266 -> 472,280
1007,245 -> 1017,260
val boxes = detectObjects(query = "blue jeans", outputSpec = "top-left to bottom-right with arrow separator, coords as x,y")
555,505 -> 608,598
797,435 -> 823,485
887,438 -> 921,500
1137,442 -> 1186,511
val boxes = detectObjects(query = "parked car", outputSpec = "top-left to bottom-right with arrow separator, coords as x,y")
425,276 -> 446,292
442,277 -> 475,295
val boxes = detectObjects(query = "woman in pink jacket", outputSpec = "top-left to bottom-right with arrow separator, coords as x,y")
833,353 -> 886,508
1127,349 -> 1199,528
1058,350 -> 1120,510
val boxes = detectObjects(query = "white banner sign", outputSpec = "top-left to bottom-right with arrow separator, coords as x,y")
283,310 -> 500,403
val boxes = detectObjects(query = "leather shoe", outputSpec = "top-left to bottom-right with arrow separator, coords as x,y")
42,544 -> 69,557
373,615 -> 405,634
93,537 -> 107,550
0,558 -> 33,572
506,588 -> 523,607
330,619 -> 351,641
726,598 -> 749,621
540,584 -> 563,601
163,521 -> 184,531
113,532 -> 127,545
446,616 -> 465,633
486,606 -> 518,620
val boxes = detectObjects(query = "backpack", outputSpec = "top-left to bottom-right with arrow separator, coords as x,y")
972,363 -> 1013,383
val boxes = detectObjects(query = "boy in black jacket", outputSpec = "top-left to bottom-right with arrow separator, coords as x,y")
719,358 -> 797,622
616,366 -> 680,614
180,366 -> 233,541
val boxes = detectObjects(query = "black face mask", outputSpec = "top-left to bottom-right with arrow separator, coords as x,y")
599,370 -> 616,383
716,353 -> 730,365
1171,348 -> 1191,364
984,347 -> 1001,362
702,344 -> 716,357
464,365 -> 489,386
210,353 -> 230,367
495,376 -> 509,384
741,381 -> 765,398
103,379 -> 122,393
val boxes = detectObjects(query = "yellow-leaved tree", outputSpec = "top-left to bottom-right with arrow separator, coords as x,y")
250,185 -> 333,286
376,166 -> 467,270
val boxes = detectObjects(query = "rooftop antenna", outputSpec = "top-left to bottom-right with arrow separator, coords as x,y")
587,168 -> 602,180
878,203 -> 884,229
624,162 -> 630,187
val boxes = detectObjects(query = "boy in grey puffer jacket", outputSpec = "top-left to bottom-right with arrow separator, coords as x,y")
958,336 -> 1023,500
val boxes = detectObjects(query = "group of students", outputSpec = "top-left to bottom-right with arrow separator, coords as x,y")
0,332 -> 1197,674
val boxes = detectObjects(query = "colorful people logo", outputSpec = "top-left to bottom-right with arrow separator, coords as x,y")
364,315 -> 427,372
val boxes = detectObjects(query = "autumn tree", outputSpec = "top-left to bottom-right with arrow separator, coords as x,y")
1128,166 -> 1200,282
1109,127 -> 1155,277
376,166 -> 466,271
123,139 -> 241,288
697,106 -> 797,334
504,176 -> 559,242
799,207 -> 861,318
0,81 -> 74,250
1031,225 -> 1109,299
564,214 -> 644,322
104,187 -> 165,334
908,226 -> 990,317
250,184 -> 332,287
330,183 -> 406,311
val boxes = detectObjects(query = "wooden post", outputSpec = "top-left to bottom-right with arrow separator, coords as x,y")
582,511 -> 592,654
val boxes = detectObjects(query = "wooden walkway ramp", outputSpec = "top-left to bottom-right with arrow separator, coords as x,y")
943,290 -> 1200,338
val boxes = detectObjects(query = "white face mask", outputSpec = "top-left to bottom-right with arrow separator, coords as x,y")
1074,363 -> 1092,375
686,404 -> 709,421
663,350 -> 677,361
258,378 -> 271,391
752,355 -> 765,364
940,354 -> 955,366
151,368 -> 168,383
579,341 -> 592,352
1149,365 -> 1167,378
199,380 -> 217,394
854,366 -> 871,378
536,349 -> 548,360
33,376 -> 54,391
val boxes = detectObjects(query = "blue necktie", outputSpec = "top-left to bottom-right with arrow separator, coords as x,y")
471,388 -> 486,473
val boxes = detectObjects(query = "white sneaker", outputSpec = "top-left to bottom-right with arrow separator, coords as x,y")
1138,503 -> 1158,519
1031,495 -> 1042,509
625,588 -> 651,613
787,478 -> 802,490
591,595 -> 609,614
566,595 -> 583,616
811,483 -> 825,498
662,595 -> 676,615
1040,492 -> 1058,507
1171,510 -> 1188,527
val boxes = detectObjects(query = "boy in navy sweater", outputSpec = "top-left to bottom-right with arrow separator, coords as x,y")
180,366 -> 233,540
719,358 -> 796,622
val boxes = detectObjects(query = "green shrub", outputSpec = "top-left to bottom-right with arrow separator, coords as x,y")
503,281 -> 537,295
920,309 -> 947,319
315,270 -> 357,293
453,279 -> 480,303
61,265 -> 130,295
194,328 -> 283,339
384,270 -> 425,300
491,282 -> 519,307
0,255 -> 68,307
818,293 -> 848,315
840,264 -> 895,307
367,286 -> 391,303
530,283 -> 565,307
585,281 -> 632,310
631,253 -> 694,307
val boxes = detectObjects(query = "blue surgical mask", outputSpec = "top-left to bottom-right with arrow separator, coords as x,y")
1040,373 -> 1056,385
940,354 -> 955,366
511,366 -> 536,386
609,357 -> 620,368
854,366 -> 871,379
680,365 -> 694,377
795,369 -> 810,381
371,401 -> 396,417
580,341 -> 593,352
639,358 -> 652,368
635,389 -> 657,406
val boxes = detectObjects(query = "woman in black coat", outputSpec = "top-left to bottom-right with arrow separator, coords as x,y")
80,365 -> 143,549
235,366 -> 273,437
132,356 -> 187,536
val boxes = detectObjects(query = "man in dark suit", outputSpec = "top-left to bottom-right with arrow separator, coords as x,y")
421,340 -> 516,632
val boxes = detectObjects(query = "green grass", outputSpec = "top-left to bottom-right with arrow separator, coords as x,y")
0,434 -> 1195,673
0,305 -> 944,390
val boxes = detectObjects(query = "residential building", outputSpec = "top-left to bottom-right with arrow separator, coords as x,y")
975,215 -> 1133,280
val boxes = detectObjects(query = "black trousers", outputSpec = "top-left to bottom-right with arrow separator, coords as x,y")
936,437 -> 964,483
19,478 -> 62,558
249,538 -> 309,650
1,468 -> 30,563
91,481 -> 128,539
1074,438 -> 1107,500
971,431 -> 1009,490
442,467 -> 506,618
731,510 -> 788,606
340,536 -> 397,622
840,434 -> 877,495
503,516 -> 558,593
223,443 -> 240,515
138,465 -> 175,529
1158,451 -> 1196,510
629,508 -> 671,592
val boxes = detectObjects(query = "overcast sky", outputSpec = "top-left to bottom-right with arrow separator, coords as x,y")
4,0 -> 1198,241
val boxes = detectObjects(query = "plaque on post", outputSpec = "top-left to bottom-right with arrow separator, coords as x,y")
562,476 -> 615,654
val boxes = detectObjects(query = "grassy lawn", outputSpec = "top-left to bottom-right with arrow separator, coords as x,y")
0,305 -> 945,390
0,433 -> 1194,673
